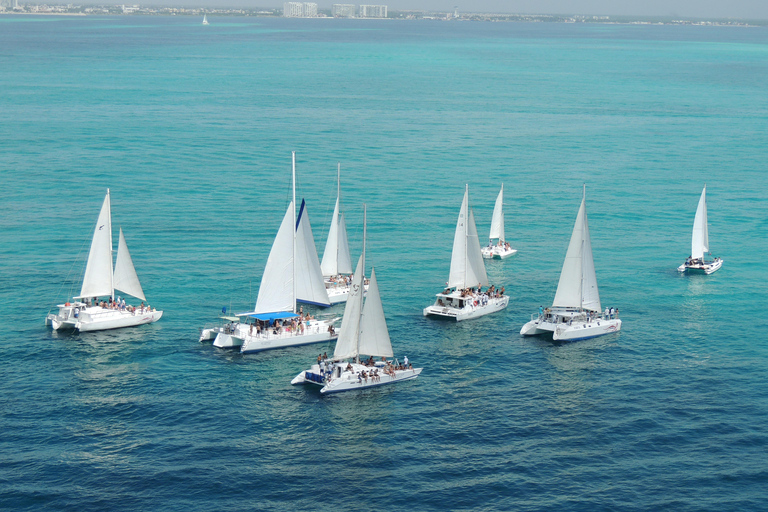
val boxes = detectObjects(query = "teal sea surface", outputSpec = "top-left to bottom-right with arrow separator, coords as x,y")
1,15 -> 767,511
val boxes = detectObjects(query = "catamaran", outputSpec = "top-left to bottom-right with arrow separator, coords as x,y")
481,184 -> 517,259
319,163 -> 366,305
520,186 -> 621,341
46,189 -> 162,332
678,185 -> 723,274
423,185 -> 509,321
202,14 -> 209,25
292,207 -> 422,393
203,152 -> 337,353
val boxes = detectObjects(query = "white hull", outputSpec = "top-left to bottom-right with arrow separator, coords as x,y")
48,304 -> 162,332
424,294 -> 509,321
481,245 -> 517,259
292,361 -> 421,394
239,319 -> 338,354
199,327 -> 218,342
520,310 -> 621,341
678,258 -> 723,275
213,332 -> 244,348
324,282 -> 368,305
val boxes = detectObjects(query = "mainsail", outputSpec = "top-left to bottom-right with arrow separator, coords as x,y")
333,254 -> 365,360
448,186 -> 489,290
254,203 -> 295,315
320,164 -> 353,277
113,227 -> 146,301
79,190 -> 113,299
489,185 -> 505,242
552,188 -> 601,312
691,185 -> 709,260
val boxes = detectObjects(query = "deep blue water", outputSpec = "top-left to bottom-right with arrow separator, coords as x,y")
1,15 -> 767,511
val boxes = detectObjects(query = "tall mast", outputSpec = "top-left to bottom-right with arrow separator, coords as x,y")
356,204 -> 367,363
464,184 -> 469,288
108,188 -> 114,301
292,151 -> 297,314
337,163 -> 341,264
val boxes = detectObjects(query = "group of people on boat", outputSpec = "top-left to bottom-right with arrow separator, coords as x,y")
487,240 -> 512,250
437,284 -> 505,309
684,256 -> 721,266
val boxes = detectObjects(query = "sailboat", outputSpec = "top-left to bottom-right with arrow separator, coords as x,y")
481,184 -> 517,259
292,207 -> 422,393
320,163 -> 367,305
423,185 -> 509,321
520,186 -> 620,341
678,185 -> 723,274
202,14 -> 209,25
208,152 -> 336,353
45,189 -> 162,332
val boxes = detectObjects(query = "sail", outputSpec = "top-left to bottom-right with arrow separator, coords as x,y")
337,213 -> 353,274
254,202 -> 295,314
333,255 -> 365,360
79,190 -> 113,299
552,192 -> 601,312
691,186 -> 709,260
358,267 -> 393,358
448,187 -> 489,289
489,185 -> 505,242
320,197 -> 340,277
295,200 -> 330,306
466,210 -> 489,288
113,228 -> 146,301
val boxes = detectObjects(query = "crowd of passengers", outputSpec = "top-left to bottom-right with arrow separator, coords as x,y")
225,310 -> 332,337
314,353 -> 414,383
538,306 -> 620,323
436,284 -> 505,308
64,296 -> 154,315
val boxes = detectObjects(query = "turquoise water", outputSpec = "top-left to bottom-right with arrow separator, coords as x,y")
1,15 -> 768,511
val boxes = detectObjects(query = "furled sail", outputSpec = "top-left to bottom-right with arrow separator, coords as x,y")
489,185 -> 505,242
79,190 -> 113,299
254,202 -> 295,315
691,185 -> 709,260
113,228 -> 146,301
295,200 -> 330,306
357,267 -> 394,358
333,254 -> 365,361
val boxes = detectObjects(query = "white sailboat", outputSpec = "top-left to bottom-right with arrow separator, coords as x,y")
678,185 -> 723,274
423,185 -> 509,321
520,186 -> 621,341
208,152 -> 336,353
481,184 -> 517,259
292,207 -> 422,393
46,189 -> 162,332
202,14 -> 209,25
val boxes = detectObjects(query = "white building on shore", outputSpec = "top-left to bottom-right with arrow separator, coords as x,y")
283,2 -> 317,17
359,4 -> 387,18
332,3 -> 355,17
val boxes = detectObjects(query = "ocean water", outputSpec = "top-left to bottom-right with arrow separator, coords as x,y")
1,15 -> 768,511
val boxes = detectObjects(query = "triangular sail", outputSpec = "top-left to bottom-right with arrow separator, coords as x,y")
552,191 -> 601,312
448,186 -> 489,289
691,186 -> 709,260
113,228 -> 146,301
489,185 -> 505,242
254,202 -> 295,314
466,209 -> 489,287
357,267 -> 393,358
336,213 -> 352,275
333,254 -> 365,360
320,197 -> 340,277
79,190 -> 113,299
295,200 -> 330,306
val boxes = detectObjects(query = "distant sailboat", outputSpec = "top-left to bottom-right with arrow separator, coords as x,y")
45,189 -> 162,332
481,184 -> 517,259
292,207 -> 422,393
520,186 -> 620,341
423,185 -> 509,321
678,185 -> 723,274
203,152 -> 336,353
202,14 -> 209,25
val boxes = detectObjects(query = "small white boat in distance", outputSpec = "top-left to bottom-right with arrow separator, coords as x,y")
520,186 -> 621,341
424,185 -> 509,321
678,185 -> 723,275
46,189 -> 162,332
202,14 -> 209,25
481,184 -> 517,259
206,152 -> 336,353
293,208 -> 422,393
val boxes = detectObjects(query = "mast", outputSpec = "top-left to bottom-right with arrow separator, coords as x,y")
292,151 -> 297,314
336,163 -> 341,265
355,204 -> 367,363
108,188 -> 114,301
464,184 -> 469,288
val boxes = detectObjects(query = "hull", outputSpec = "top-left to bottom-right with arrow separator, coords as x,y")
481,245 -> 518,259
48,304 -> 161,332
292,362 -> 422,394
424,295 -> 509,321
520,309 -> 621,341
240,319 -> 338,354
213,332 -> 244,349
324,282 -> 369,305
678,258 -> 723,275
199,327 -> 219,342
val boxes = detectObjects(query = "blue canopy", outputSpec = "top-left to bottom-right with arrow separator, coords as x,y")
236,311 -> 299,321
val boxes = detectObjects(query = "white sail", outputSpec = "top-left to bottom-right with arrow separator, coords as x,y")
691,186 -> 709,260
295,200 -> 330,306
333,254 -> 365,360
489,185 -> 505,242
448,186 -> 489,289
336,213 -> 352,275
79,190 -> 113,299
466,209 -> 489,288
113,228 -> 146,301
320,197 -> 340,277
254,202 -> 295,315
357,267 -> 394,358
552,189 -> 601,312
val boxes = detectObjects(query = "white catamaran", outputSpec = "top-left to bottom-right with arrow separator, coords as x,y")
481,184 -> 517,259
46,189 -> 162,332
202,14 -> 209,25
678,185 -> 723,275
423,185 -> 509,321
320,163 -> 367,305
292,208 -> 422,393
520,186 -> 621,341
203,152 -> 337,353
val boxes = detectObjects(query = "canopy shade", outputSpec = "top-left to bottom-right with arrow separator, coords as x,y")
237,311 -> 299,321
